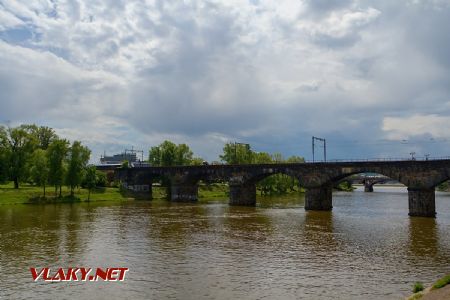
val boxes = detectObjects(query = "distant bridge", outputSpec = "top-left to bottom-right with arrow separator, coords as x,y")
114,159 -> 450,217
339,174 -> 394,192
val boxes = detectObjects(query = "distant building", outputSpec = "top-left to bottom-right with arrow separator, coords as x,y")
100,152 -> 137,165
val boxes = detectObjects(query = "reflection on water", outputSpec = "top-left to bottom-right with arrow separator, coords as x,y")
1,187 -> 450,299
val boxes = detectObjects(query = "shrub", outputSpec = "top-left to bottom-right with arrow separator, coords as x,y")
413,282 -> 424,293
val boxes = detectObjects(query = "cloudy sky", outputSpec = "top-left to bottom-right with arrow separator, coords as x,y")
1,0 -> 450,162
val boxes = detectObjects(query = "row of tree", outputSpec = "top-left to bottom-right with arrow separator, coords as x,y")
147,141 -> 305,195
219,142 -> 305,195
0,124 -> 94,198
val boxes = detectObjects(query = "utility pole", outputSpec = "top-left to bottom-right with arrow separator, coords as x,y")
410,151 -> 416,160
425,154 -> 430,161
125,147 -> 144,164
312,136 -> 326,162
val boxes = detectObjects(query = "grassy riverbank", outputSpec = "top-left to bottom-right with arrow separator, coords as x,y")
0,181 -> 348,205
0,182 -> 130,204
0,182 -> 232,204
407,274 -> 450,300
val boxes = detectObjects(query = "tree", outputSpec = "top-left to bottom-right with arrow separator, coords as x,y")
27,125 -> 57,150
175,143 -> 193,165
238,149 -> 305,195
252,151 -> 273,164
220,142 -> 253,164
47,139 -> 69,197
0,125 -> 38,189
148,146 -> 161,166
85,165 -> 97,201
66,141 -> 91,196
191,157 -> 205,165
95,171 -> 107,187
286,155 -> 305,163
0,128 -> 9,183
30,149 -> 49,196
149,140 -> 199,166
160,140 -> 177,166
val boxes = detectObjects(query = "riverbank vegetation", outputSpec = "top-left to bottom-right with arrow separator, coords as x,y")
0,124 -> 104,202
437,181 -> 450,192
146,140 -> 309,196
407,274 -> 450,300
0,125 -> 354,205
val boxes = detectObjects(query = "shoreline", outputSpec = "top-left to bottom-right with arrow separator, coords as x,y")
407,274 -> 450,300
0,182 -> 436,206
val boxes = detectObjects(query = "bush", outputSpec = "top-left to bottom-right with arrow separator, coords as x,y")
413,282 -> 424,293
95,171 -> 107,187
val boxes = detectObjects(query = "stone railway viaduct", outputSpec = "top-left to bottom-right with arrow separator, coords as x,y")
114,159 -> 450,217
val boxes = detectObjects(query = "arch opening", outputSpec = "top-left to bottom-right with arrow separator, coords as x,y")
248,171 -> 302,196
331,171 -> 404,192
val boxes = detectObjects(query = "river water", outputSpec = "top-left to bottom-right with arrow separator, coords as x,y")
1,186 -> 450,299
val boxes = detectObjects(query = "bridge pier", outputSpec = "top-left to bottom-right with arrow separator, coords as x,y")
305,186 -> 332,211
171,183 -> 198,202
408,188 -> 436,217
229,183 -> 256,206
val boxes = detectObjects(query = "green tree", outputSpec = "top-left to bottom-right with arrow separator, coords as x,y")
252,151 -> 273,164
47,139 -> 69,197
66,141 -> 91,196
30,149 -> 49,196
286,155 -> 305,163
220,142 -> 253,164
95,171 -> 107,187
27,125 -> 57,150
175,143 -> 193,165
85,165 -> 97,201
160,140 -> 177,166
191,157 -> 205,165
149,141 -> 199,166
0,128 -> 9,183
0,125 -> 38,189
252,152 -> 304,195
148,146 -> 161,166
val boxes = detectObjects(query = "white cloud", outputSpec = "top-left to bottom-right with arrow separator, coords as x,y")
382,114 -> 450,139
0,8 -> 25,30
0,0 -> 450,160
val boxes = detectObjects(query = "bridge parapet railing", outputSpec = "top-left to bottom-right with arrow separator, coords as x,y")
307,156 -> 450,163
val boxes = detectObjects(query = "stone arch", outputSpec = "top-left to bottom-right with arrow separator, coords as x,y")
246,170 -> 301,196
332,171 -> 402,192
326,168 -> 408,187
245,168 -> 300,185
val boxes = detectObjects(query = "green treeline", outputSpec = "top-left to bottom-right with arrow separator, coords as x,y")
220,142 -> 305,195
0,124 -> 99,199
0,124 -> 312,200
149,141 -> 305,195
148,140 -> 204,166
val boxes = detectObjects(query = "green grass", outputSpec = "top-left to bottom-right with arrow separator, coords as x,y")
432,274 -> 450,290
198,183 -> 229,198
0,182 -> 130,204
413,282 -> 425,293
0,182 -> 230,204
1,181 -> 303,205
